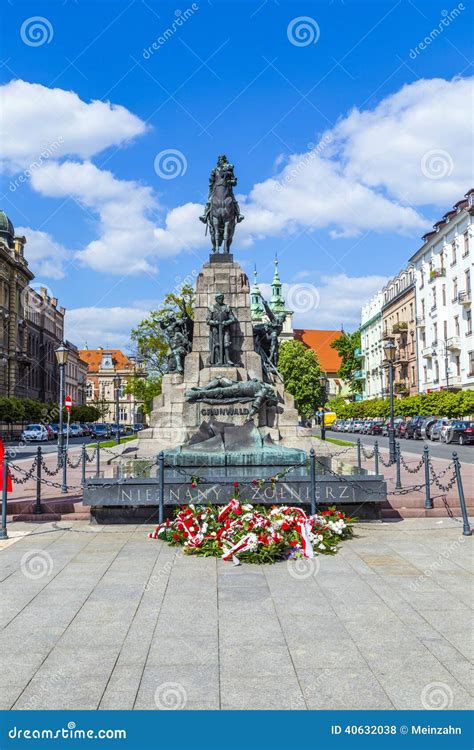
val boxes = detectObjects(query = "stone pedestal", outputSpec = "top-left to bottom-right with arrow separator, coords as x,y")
137,255 -> 301,455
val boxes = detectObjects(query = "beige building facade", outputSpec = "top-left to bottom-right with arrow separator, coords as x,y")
80,348 -> 146,425
381,267 -> 418,398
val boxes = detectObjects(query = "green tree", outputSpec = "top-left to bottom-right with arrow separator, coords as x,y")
329,390 -> 474,419
70,405 -> 101,423
330,330 -> 362,395
278,340 -> 323,419
125,375 -> 162,415
131,283 -> 195,373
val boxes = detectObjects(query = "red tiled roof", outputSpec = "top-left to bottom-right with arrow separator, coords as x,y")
78,348 -> 133,373
293,329 -> 343,373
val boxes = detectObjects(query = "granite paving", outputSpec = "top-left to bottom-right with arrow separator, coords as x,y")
0,518 -> 472,710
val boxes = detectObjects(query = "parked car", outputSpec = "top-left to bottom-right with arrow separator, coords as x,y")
81,424 -> 93,437
445,421 -> 474,445
133,423 -> 145,432
430,419 -> 451,442
369,421 -> 384,436
420,416 -> 440,440
405,416 -> 426,440
91,423 -> 110,439
69,423 -> 83,438
21,424 -> 49,442
395,420 -> 408,438
352,420 -> 364,433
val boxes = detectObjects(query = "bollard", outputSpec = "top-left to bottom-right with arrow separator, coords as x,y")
424,444 -> 433,510
357,438 -> 362,471
96,442 -> 100,478
81,444 -> 86,486
61,446 -> 68,494
395,442 -> 402,490
374,441 -> 379,475
452,452 -> 472,536
1,453 -> 8,540
158,451 -> 165,525
35,446 -> 42,515
309,448 -> 317,515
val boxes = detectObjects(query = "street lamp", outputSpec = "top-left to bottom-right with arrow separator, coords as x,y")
383,339 -> 396,464
113,374 -> 121,445
55,343 -> 69,462
319,375 -> 329,441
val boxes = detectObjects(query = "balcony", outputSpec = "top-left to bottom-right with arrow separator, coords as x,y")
458,291 -> 471,305
395,351 -> 409,364
394,381 -> 409,395
446,336 -> 461,351
422,344 -> 435,358
354,347 -> 362,358
354,369 -> 364,380
416,316 -> 425,327
429,268 -> 446,282
392,321 -> 408,334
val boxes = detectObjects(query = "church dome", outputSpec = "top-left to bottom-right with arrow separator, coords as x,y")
0,210 -> 15,246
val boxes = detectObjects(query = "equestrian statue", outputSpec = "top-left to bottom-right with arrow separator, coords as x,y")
199,155 -> 244,253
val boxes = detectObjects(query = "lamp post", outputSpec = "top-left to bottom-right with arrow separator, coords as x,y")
319,375 -> 329,441
383,339 -> 396,464
432,340 -> 450,390
113,374 -> 121,445
55,343 -> 69,465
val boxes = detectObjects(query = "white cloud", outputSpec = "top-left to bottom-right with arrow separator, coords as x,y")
0,79 -> 147,172
65,305 -> 148,350
259,274 -> 389,330
328,77 -> 472,206
31,161 -> 164,275
16,226 -> 70,279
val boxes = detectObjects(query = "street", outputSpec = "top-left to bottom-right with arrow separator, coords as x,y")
5,436 -> 94,462
326,429 -> 474,464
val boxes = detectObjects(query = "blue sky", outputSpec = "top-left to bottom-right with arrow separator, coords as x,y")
1,0 -> 472,350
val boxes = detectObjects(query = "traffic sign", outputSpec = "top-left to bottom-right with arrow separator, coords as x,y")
65,395 -> 72,413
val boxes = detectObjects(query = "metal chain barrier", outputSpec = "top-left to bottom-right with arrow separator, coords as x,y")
40,456 -> 61,476
400,454 -> 425,474
378,452 -> 394,468
86,447 -> 97,462
8,457 -> 38,484
66,453 -> 83,469
429,462 -> 457,493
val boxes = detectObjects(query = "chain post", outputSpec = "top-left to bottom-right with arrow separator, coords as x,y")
395,442 -> 402,490
452,452 -> 472,536
35,446 -> 42,515
1,453 -> 8,540
158,451 -> 165,525
96,442 -> 100,478
356,438 -> 362,471
61,446 -> 68,494
374,440 -> 379,475
309,448 -> 317,515
81,444 -> 87,486
424,445 -> 433,510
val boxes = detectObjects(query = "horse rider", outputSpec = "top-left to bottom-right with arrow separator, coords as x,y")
199,154 -> 245,224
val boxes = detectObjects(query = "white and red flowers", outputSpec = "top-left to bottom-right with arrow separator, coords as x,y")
149,496 -> 354,564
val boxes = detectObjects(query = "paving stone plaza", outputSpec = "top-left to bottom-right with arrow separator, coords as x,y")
1,517 -> 472,711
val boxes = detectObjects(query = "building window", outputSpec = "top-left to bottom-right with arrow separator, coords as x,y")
443,321 -> 448,340
411,366 -> 415,385
453,277 -> 458,301
442,285 -> 446,306
423,365 -> 427,382
469,351 -> 474,376
432,288 -> 436,309
467,309 -> 472,336
451,242 -> 457,265
466,269 -> 471,294
434,361 -> 439,382
455,316 -> 460,336
455,355 -> 460,377
86,381 -> 93,399
119,407 -> 127,422
463,230 -> 469,257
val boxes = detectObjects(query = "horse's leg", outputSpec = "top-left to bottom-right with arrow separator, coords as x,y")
213,216 -> 220,253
